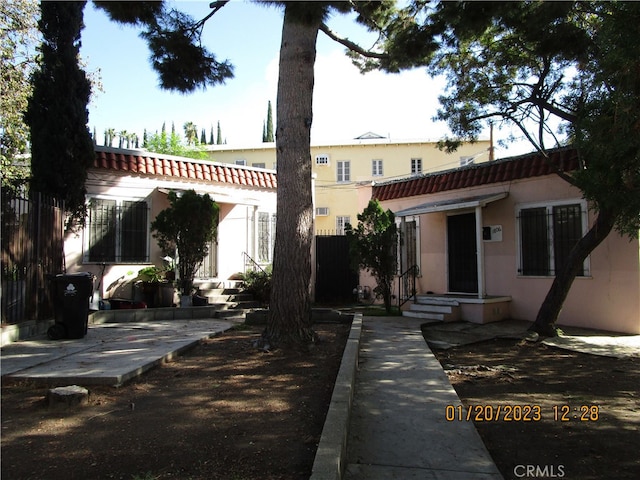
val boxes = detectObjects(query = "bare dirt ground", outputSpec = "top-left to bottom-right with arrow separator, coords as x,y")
1,322 -> 351,480
432,338 -> 640,480
3,319 -> 639,480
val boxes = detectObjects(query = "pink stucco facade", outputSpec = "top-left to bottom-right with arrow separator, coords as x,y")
370,151 -> 639,334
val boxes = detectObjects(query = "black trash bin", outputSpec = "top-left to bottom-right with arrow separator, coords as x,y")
49,272 -> 95,340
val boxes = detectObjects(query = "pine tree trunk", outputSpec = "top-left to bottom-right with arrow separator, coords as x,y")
530,208 -> 616,336
264,5 -> 321,349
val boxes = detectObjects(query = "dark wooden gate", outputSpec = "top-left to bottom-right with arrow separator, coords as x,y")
315,235 -> 358,304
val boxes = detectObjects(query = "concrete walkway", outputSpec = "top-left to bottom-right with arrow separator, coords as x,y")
0,319 -> 233,386
345,317 -> 503,480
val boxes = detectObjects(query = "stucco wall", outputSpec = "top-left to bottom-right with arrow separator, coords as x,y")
379,175 -> 640,334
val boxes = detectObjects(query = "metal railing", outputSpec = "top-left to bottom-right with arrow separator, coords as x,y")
398,264 -> 419,308
242,251 -> 266,275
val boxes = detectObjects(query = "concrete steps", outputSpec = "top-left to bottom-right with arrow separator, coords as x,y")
194,280 -> 260,319
402,295 -> 461,322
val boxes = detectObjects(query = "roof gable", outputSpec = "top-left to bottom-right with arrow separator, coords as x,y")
373,147 -> 578,202
93,146 -> 277,189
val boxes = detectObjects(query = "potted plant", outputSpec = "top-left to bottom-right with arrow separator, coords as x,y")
135,265 -> 175,307
151,190 -> 219,306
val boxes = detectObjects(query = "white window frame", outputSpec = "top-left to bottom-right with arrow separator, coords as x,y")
235,159 -> 247,166
252,162 -> 266,169
315,207 -> 329,216
257,211 -> 277,264
315,154 -> 330,166
516,199 -> 590,278
336,216 -> 351,235
372,159 -> 383,177
337,160 -> 351,183
411,158 -> 422,175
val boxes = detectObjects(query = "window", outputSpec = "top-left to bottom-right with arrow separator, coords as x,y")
337,161 -> 350,182
336,216 -> 351,235
235,159 -> 246,166
315,154 -> 329,166
517,201 -> 587,276
258,212 -> 277,263
411,158 -> 422,175
460,156 -> 474,167
372,159 -> 383,177
315,207 -> 329,216
85,198 -> 149,263
252,162 -> 266,169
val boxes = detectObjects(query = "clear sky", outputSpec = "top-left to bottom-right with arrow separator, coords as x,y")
80,0 -> 530,157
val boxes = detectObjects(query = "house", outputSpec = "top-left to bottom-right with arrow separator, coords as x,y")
205,136 -> 492,235
63,146 -> 277,304
363,147 -> 639,334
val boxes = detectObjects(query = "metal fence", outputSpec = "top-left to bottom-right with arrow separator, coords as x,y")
1,191 -> 65,324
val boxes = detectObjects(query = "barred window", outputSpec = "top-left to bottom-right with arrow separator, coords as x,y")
85,198 -> 149,263
258,212 -> 276,263
518,202 -> 587,277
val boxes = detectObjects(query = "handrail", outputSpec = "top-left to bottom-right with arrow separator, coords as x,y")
242,252 -> 267,275
398,265 -> 419,308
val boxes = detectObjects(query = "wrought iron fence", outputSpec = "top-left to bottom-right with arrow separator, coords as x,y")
1,191 -> 64,324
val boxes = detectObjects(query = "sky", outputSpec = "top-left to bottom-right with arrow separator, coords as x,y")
80,0 -> 531,156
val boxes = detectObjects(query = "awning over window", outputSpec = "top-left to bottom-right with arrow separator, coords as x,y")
393,192 -> 508,217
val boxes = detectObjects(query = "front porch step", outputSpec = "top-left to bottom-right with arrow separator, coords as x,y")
403,296 -> 461,322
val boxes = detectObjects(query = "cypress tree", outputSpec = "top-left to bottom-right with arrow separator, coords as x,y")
25,1 -> 94,226
264,100 -> 274,142
216,121 -> 222,144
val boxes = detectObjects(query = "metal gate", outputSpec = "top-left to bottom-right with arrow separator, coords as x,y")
1,192 -> 64,324
315,235 -> 358,304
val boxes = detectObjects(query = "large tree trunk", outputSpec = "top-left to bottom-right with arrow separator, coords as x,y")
264,5 -> 322,349
530,208 -> 616,336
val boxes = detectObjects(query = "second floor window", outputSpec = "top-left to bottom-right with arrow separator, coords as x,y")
411,158 -> 422,175
337,161 -> 350,182
85,198 -> 149,263
336,216 -> 351,235
372,159 -> 383,176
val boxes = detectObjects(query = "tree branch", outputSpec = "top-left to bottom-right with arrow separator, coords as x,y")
319,22 -> 388,60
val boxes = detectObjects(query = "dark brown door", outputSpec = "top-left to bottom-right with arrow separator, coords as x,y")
447,213 -> 478,293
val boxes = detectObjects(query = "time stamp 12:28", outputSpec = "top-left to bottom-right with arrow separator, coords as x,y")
445,404 -> 600,422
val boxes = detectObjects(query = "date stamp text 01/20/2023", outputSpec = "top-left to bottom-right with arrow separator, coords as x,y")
445,404 -> 600,422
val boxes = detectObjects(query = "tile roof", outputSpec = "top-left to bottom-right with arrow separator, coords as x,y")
93,147 -> 277,189
373,147 -> 579,202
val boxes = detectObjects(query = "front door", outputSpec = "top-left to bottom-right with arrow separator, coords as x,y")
447,212 -> 478,293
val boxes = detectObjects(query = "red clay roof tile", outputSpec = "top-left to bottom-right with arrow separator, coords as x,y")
93,147 -> 277,189
373,147 -> 578,202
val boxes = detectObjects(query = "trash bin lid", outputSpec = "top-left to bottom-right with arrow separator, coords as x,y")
56,272 -> 95,278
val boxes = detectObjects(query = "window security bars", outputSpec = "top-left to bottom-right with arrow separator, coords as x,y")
86,199 -> 149,263
518,203 -> 586,276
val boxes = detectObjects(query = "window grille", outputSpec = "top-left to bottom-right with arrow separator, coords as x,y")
258,212 -> 276,263
86,198 -> 149,263
518,203 -> 586,276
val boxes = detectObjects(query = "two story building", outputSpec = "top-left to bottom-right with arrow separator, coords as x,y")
205,135 -> 492,234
